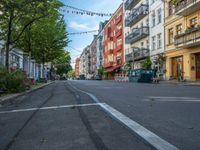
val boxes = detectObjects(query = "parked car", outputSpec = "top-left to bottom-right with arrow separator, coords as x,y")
79,74 -> 86,80
94,75 -> 102,80
128,69 -> 154,83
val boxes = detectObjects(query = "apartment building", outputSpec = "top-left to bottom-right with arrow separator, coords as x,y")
96,22 -> 107,73
103,4 -> 124,79
75,57 -> 80,78
165,0 -> 200,81
90,35 -> 97,77
125,0 -> 149,69
149,0 -> 165,78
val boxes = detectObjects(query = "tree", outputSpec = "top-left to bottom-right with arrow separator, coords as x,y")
0,0 -> 64,70
67,70 -> 75,79
97,67 -> 105,76
121,62 -> 131,73
53,51 -> 72,76
142,57 -> 152,69
14,1 -> 69,77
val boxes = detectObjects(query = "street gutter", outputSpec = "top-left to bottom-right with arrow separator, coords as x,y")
0,81 -> 54,105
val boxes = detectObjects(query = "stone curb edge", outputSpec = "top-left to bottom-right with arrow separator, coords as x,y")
0,81 -> 54,105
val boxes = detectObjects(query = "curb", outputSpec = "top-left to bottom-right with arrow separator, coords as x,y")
0,81 -> 54,105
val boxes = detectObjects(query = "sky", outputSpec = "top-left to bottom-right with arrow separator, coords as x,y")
60,0 -> 123,68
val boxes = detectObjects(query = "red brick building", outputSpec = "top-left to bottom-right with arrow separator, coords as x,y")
75,58 -> 80,78
103,4 -> 124,79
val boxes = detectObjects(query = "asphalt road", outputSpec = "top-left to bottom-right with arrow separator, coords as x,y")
0,81 -> 152,150
69,80 -> 200,150
0,80 -> 200,150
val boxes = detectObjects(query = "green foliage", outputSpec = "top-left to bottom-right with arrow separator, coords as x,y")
142,57 -> 152,69
97,67 -> 105,76
0,0 -> 67,69
67,70 -> 75,78
53,51 -> 72,76
121,62 -> 131,73
0,68 -> 31,93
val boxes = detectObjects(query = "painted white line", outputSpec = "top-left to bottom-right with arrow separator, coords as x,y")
143,99 -> 200,102
0,103 -> 104,114
68,81 -> 179,150
148,96 -> 199,99
99,103 -> 178,150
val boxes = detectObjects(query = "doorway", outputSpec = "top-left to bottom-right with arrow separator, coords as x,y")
196,54 -> 200,80
172,56 -> 183,80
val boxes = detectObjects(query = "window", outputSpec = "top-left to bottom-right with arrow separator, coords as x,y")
168,28 -> 174,44
146,19 -> 149,26
140,22 -> 143,27
157,33 -> 162,49
190,17 -> 198,28
151,0 -> 155,5
168,1 -> 174,16
176,24 -> 182,35
152,11 -> 156,27
141,42 -> 144,48
117,38 -> 122,46
157,8 -> 162,24
146,40 -> 149,48
152,36 -> 156,50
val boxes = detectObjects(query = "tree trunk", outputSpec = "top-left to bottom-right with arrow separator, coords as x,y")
5,10 -> 13,70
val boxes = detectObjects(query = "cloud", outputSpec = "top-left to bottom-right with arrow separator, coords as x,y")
69,21 -> 98,31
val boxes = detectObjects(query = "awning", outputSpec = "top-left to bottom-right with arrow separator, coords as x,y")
105,66 -> 121,73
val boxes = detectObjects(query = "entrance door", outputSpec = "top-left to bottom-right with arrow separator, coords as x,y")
172,56 -> 183,80
196,54 -> 200,79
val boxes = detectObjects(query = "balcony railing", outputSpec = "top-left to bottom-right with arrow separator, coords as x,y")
125,4 -> 148,27
125,0 -> 140,10
107,48 -> 114,54
115,15 -> 122,25
174,27 -> 200,48
116,44 -> 123,51
125,27 -> 149,44
125,52 -> 134,62
116,29 -> 122,37
174,0 -> 200,16
133,47 -> 149,61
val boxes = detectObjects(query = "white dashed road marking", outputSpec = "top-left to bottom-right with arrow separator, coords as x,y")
0,103 -> 104,114
144,96 -> 200,102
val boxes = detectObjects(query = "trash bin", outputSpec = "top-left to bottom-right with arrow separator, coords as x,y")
128,69 -> 154,83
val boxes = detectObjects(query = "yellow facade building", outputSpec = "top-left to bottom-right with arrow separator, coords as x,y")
164,0 -> 200,81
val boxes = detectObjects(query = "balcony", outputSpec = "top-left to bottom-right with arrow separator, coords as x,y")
116,29 -> 122,37
125,0 -> 140,10
126,27 -> 149,44
133,47 -> 150,61
107,48 -> 114,54
108,36 -> 114,41
174,27 -> 200,48
115,15 -> 122,25
116,44 -> 122,52
125,52 -> 134,62
125,4 -> 148,27
174,0 -> 200,16
104,61 -> 114,68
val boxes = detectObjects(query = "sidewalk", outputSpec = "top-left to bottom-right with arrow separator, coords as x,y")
0,81 -> 54,105
159,80 -> 200,86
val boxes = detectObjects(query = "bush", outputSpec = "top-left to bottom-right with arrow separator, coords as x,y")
0,68 -> 31,93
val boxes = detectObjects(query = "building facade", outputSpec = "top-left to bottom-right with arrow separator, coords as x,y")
165,0 -> 200,81
75,57 -> 80,78
149,0 -> 165,78
90,35 -> 97,77
103,4 -> 124,79
125,0 -> 149,69
96,22 -> 107,74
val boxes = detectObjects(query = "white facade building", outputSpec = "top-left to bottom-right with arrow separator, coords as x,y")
124,0 -> 150,69
149,0 -> 165,75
